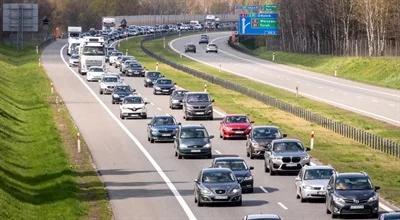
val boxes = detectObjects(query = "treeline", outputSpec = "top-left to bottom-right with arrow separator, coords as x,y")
277,0 -> 400,56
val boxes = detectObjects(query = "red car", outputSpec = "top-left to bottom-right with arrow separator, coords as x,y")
219,115 -> 254,140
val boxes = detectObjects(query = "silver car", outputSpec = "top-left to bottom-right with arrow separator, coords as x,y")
295,165 -> 335,202
206,43 -> 218,53
264,139 -> 311,175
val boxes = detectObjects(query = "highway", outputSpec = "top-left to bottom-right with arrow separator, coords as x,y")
170,32 -> 400,127
41,39 -> 392,220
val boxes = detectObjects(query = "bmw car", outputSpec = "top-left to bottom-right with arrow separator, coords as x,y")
147,115 -> 178,143
194,168 -> 242,206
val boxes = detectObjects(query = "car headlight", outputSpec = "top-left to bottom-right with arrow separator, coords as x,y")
303,155 -> 310,160
272,156 -> 283,160
200,187 -> 213,195
230,186 -> 241,194
155,86 -> 161,90
203,143 -> 211,148
244,175 -> 253,181
302,185 -> 313,190
368,194 -> 378,202
224,126 -> 232,131
113,94 -> 119,97
151,128 -> 159,134
333,195 -> 345,204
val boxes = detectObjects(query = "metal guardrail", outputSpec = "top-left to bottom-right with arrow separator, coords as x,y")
140,33 -> 400,158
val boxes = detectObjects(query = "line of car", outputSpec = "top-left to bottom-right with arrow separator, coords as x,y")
185,35 -> 219,53
68,32 -> 399,220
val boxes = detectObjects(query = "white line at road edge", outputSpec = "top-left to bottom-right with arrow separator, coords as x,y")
214,150 -> 222,155
59,45 -> 197,220
278,202 -> 288,210
170,33 -> 397,213
169,35 -> 400,126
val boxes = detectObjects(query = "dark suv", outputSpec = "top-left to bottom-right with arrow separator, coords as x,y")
174,124 -> 213,159
246,126 -> 286,159
326,172 -> 380,218
183,92 -> 214,120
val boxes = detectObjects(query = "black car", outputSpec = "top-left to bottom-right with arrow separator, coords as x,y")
246,126 -> 287,159
211,157 -> 254,193
194,168 -> 242,206
144,71 -> 163,87
169,89 -> 188,109
174,124 -> 213,159
125,63 -> 145,77
147,115 -> 178,143
111,85 -> 135,104
326,172 -> 380,218
153,78 -> 175,95
184,44 -> 196,53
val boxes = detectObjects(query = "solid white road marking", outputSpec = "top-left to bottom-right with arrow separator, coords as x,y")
170,36 -> 400,126
157,107 -> 162,111
151,102 -> 155,106
380,201 -> 394,212
214,150 -> 222,155
259,186 -> 269,193
278,202 -> 288,210
60,45 -> 197,220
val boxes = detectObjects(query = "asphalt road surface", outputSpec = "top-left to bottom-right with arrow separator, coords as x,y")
170,32 -> 400,127
41,39 -> 394,220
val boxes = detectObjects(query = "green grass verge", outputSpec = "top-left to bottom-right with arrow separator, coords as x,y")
0,44 -> 111,219
141,35 -> 400,144
120,37 -> 400,207
240,44 -> 400,90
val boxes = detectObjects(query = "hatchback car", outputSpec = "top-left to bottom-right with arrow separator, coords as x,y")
119,95 -> 148,119
211,157 -> 254,193
174,124 -> 213,159
246,126 -> 286,159
86,66 -> 105,82
264,139 -> 310,175
326,172 -> 380,218
153,78 -> 175,95
147,115 -> 178,143
295,165 -> 335,202
111,85 -> 135,104
219,115 -> 253,140
194,168 -> 242,206
169,89 -> 188,109
144,71 -> 163,87
185,43 -> 196,53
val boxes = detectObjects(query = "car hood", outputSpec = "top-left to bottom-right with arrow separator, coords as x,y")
202,182 -> 238,192
152,125 -> 178,130
335,190 -> 376,200
186,101 -> 211,107
172,96 -> 184,101
113,91 -> 132,96
224,123 -> 251,129
155,84 -> 174,89
253,138 -> 274,146
180,138 -> 209,146
102,82 -> 119,86
232,170 -> 251,178
121,103 -> 145,108
303,179 -> 329,187
272,151 -> 308,157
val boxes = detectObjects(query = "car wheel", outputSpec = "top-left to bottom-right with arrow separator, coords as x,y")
141,114 -> 147,119
100,89 -> 103,95
270,168 -> 275,176
177,153 -> 182,159
112,99 -> 115,104
246,150 -> 250,157
222,135 -> 226,140
150,137 -> 154,143
300,192 -> 306,203
331,212 -> 338,219
208,115 -> 213,120
326,206 -> 331,214
264,161 -> 269,173
249,152 -> 255,159
120,114 -> 125,120
197,194 -> 203,207
248,187 -> 254,193
235,198 -> 242,206
207,154 -> 212,159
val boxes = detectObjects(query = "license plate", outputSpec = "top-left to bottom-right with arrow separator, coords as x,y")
162,90 -> 169,92
195,112 -> 205,115
235,131 -> 244,134
317,191 -> 326,195
214,196 -> 228,200
286,163 -> 297,167
161,134 -> 171,137
350,205 -> 364,209
191,149 -> 201,153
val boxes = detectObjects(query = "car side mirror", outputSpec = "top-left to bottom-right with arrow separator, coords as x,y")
306,147 -> 311,151
249,166 -> 254,170
250,121 -> 255,124
326,185 -> 332,191
295,176 -> 301,181
374,186 -> 380,191
145,101 -> 150,105
209,135 -> 214,139
194,179 -> 198,183
178,122 -> 182,126
211,99 -> 215,102
174,82 -> 177,85
282,134 -> 287,138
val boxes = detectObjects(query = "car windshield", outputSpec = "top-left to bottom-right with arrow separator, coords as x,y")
123,97 -> 143,104
202,171 -> 235,183
114,86 -> 131,93
130,64 -> 142,69
157,79 -> 172,85
112,52 -> 122,56
208,44 -> 216,47
90,68 -> 103,72
304,169 -> 334,180
253,128 -> 281,139
173,91 -> 187,98
382,214 -> 400,220
153,117 -> 175,126
225,116 -> 249,123
214,160 -> 248,171
103,77 -> 118,82
180,128 -> 208,139
82,46 -> 105,55
71,54 -> 79,59
147,72 -> 161,78
273,142 -> 304,152
335,177 -> 373,190
187,94 -> 209,103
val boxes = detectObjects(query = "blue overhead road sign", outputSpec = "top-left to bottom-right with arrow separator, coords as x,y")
238,15 -> 279,36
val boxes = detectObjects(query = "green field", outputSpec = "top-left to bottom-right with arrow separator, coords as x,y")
121,37 -> 400,207
0,45 -> 110,219
240,44 -> 400,90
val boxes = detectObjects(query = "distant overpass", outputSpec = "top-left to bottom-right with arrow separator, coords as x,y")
112,14 -> 237,26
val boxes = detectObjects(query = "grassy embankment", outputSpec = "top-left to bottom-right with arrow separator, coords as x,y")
120,37 -> 400,207
0,45 -> 111,219
240,44 -> 400,90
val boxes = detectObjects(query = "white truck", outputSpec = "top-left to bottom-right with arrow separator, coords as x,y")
67,26 -> 82,55
102,17 -> 116,32
78,36 -> 106,75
